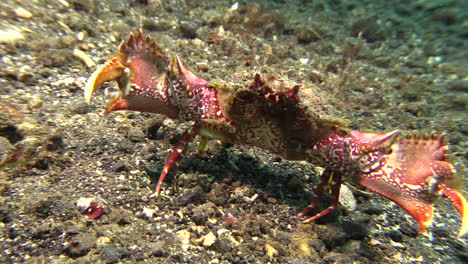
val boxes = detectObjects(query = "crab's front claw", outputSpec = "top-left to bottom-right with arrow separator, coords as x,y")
85,57 -> 126,104
355,133 -> 467,237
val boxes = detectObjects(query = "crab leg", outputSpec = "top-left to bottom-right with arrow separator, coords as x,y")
300,169 -> 343,223
152,125 -> 200,197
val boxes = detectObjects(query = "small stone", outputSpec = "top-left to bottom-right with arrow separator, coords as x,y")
110,161 -> 128,172
176,229 -> 191,245
179,22 -> 198,39
76,197 -> 93,213
127,127 -> 145,142
176,186 -> 207,206
64,234 -> 97,258
196,62 -> 209,72
202,232 -> 217,247
99,245 -> 128,264
142,207 -> 154,219
0,29 -> 24,45
210,238 -> 232,253
109,0 -> 129,14
265,243 -> 278,259
192,211 -> 207,225
96,236 -> 112,246
387,230 -> 404,242
338,184 -> 357,211
15,7 -> 33,18
149,241 -> 168,257
73,48 -> 95,68
30,97 -> 43,108
368,238 -> 382,246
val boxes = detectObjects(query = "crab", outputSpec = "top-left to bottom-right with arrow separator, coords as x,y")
85,30 -> 467,237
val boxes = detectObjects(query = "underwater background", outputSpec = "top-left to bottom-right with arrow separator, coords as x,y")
0,0 -> 467,263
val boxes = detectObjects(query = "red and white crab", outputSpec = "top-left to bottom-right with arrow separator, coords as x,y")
85,30 -> 467,237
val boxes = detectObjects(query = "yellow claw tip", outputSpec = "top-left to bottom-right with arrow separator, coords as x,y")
457,191 -> 468,238
83,57 -> 126,105
84,67 -> 101,104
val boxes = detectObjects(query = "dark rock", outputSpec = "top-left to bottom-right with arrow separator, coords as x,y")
109,209 -> 132,226
65,224 -> 85,237
341,221 -> 367,240
433,226 -> 451,238
144,116 -> 166,140
315,225 -> 347,249
70,102 -> 90,115
0,207 -> 13,223
70,0 -> 95,12
180,22 -> 198,39
64,234 -> 96,258
191,211 -> 207,225
110,161 -> 128,172
386,230 -> 404,242
33,200 -> 54,218
144,164 -> 161,179
127,127 -> 145,142
32,223 -> 64,240
33,157 -> 50,170
362,202 -> 384,215
286,176 -> 304,193
399,222 -> 418,238
99,245 -> 128,264
176,186 -> 207,206
149,241 -> 168,257
45,134 -> 64,152
210,238 -> 232,253
0,125 -> 23,144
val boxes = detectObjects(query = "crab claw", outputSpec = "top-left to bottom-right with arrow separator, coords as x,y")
355,133 -> 467,236
84,57 -> 126,104
84,30 -> 180,118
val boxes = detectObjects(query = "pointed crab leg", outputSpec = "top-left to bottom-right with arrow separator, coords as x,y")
437,183 -> 468,237
151,125 -> 200,198
299,169 -> 343,223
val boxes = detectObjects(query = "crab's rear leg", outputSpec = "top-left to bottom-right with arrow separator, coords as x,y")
151,125 -> 200,198
300,169 -> 343,223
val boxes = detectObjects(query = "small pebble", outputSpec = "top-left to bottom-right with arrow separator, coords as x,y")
15,7 -> 33,18
0,29 -> 24,44
176,229 -> 191,245
202,232 -> 217,247
73,48 -> 95,68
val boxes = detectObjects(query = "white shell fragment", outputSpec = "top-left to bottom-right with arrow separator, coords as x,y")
73,48 -> 96,68
76,197 -> 93,213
